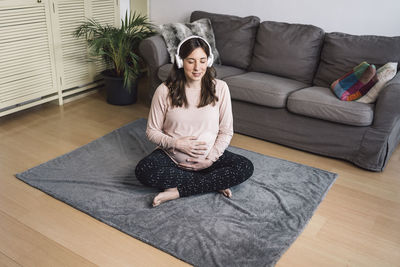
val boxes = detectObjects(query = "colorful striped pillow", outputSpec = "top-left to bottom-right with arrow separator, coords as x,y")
330,62 -> 378,101
356,62 -> 398,103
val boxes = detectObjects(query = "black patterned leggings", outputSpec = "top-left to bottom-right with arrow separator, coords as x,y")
135,149 -> 254,197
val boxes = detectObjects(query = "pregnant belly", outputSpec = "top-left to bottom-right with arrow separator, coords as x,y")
170,150 -> 202,165
167,132 -> 216,165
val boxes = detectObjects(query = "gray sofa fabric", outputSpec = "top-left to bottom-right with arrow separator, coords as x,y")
287,86 -> 374,126
314,32 -> 400,87
157,64 -> 172,81
231,99 -> 370,165
356,72 -> 400,170
157,63 -> 246,82
190,11 -> 260,69
225,72 -> 308,108
250,21 -> 325,84
139,11 -> 400,171
139,35 -> 169,100
213,65 -> 247,79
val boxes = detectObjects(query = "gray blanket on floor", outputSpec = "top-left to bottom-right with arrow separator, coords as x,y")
16,118 -> 337,267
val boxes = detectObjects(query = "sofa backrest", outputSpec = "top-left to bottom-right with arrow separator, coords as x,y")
314,32 -> 400,87
249,21 -> 325,84
190,11 -> 260,70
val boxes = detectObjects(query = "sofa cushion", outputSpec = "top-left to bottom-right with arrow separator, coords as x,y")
249,21 -> 324,84
158,18 -> 221,64
190,10 -> 260,70
157,64 -> 246,82
213,64 -> 247,79
314,32 -> 400,87
287,86 -> 374,126
224,72 -> 308,108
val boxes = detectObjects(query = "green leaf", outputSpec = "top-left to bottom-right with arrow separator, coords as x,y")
73,10 -> 156,89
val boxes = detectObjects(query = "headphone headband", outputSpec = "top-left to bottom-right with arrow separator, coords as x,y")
175,35 -> 214,68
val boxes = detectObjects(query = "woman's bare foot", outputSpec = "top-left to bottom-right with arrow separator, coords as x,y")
219,188 -> 232,198
153,188 -> 180,207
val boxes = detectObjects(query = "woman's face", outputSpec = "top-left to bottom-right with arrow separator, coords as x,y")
183,47 -> 208,84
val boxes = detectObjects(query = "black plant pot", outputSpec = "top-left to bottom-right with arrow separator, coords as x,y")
102,71 -> 138,105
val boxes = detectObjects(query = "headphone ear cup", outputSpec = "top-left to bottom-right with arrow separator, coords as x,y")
207,53 -> 214,67
175,54 -> 183,69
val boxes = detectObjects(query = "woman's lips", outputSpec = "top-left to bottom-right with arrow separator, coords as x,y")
192,72 -> 202,77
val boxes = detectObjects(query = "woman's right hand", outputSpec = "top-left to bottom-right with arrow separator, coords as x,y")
175,136 -> 208,158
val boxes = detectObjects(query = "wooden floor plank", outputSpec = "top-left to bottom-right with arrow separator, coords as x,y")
0,251 -> 21,267
0,211 -> 95,267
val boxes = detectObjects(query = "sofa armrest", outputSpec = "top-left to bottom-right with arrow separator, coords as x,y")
139,35 -> 170,101
139,34 -> 169,69
373,72 -> 400,129
355,72 -> 400,171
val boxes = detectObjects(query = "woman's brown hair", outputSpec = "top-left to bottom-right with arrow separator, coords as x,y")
165,37 -> 218,108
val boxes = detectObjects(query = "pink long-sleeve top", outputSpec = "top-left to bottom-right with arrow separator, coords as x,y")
146,79 -> 233,165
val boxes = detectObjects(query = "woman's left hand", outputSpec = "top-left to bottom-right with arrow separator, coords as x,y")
178,158 -> 213,171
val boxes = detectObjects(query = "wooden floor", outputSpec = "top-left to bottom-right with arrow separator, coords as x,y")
1,88 -> 400,267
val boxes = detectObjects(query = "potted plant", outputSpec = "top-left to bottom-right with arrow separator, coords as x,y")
74,12 -> 155,105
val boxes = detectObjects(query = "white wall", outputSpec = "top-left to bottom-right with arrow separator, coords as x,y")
120,0 -> 130,20
130,0 -> 149,17
149,0 -> 400,36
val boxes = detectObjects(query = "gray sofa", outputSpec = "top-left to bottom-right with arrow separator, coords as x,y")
139,10 -> 400,171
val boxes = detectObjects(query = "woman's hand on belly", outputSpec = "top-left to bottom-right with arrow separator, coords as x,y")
175,136 -> 208,158
178,158 -> 213,171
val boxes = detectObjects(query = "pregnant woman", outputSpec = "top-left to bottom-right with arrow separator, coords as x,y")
135,36 -> 254,207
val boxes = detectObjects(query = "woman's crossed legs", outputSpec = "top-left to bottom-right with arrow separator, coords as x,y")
135,149 -> 254,206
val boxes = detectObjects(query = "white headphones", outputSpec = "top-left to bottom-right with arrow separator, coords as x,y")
175,35 -> 214,69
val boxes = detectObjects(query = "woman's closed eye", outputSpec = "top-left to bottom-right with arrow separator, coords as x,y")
186,59 -> 207,64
